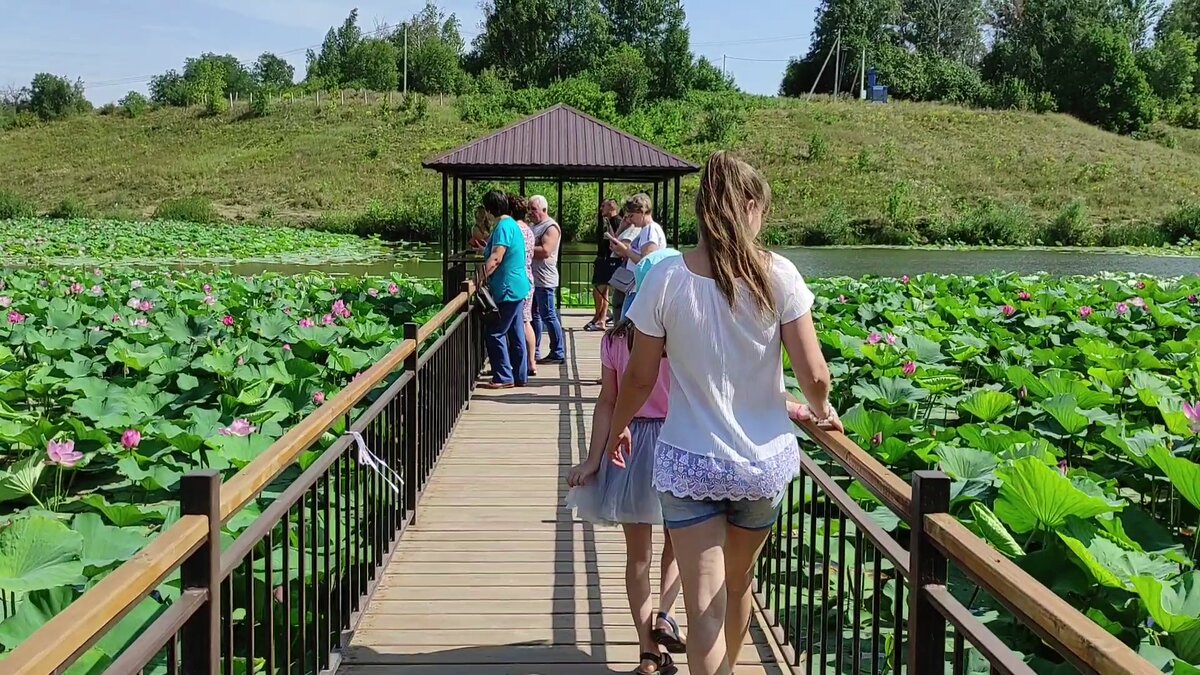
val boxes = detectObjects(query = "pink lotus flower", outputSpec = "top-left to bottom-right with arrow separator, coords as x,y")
218,419 -> 256,437
282,343 -> 292,352
90,285 -> 102,296
69,283 -> 84,295
886,334 -> 897,346
298,318 -> 315,328
130,317 -> 149,328
322,313 -> 335,326
127,297 -> 140,309
313,391 -> 326,405
92,268 -> 101,277
137,300 -> 154,312
1057,460 -> 1069,477
1189,294 -> 1198,304
1018,291 -> 1031,301
867,333 -> 882,345
1078,306 -> 1093,319
1131,297 -> 1146,309
7,311 -> 25,325
837,294 -> 848,303
222,315 -> 235,327
1184,401 -> 1200,434
0,296 -> 10,308
1018,386 -> 1028,400
237,356 -> 245,366
900,275 -> 910,285
368,288 -> 379,297
1116,303 -> 1129,316
203,284 -> 212,294
331,300 -> 351,319
387,283 -> 399,295
283,307 -> 293,316
121,429 -> 141,450
1136,281 -> 1147,290
902,361 -> 917,377
131,280 -> 143,290
111,314 -> 121,323
1001,304 -> 1016,317
47,439 -> 82,467
871,432 -> 883,447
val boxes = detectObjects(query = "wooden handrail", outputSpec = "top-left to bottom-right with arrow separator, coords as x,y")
221,289 -> 470,520
925,514 -> 1159,675
3,515 -> 209,675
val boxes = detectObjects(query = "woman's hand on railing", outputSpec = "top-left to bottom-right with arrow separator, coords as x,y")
788,400 -> 844,432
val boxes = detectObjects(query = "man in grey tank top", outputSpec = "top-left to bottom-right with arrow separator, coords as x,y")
529,195 -> 565,363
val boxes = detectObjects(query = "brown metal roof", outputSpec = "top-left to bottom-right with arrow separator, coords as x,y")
423,104 -> 700,179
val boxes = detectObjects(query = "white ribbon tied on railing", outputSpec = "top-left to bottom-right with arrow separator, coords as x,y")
347,431 -> 402,494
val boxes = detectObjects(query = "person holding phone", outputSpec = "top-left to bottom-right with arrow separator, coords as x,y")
587,200 -> 624,331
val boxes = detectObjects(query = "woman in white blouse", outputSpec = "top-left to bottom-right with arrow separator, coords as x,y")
607,151 -> 842,675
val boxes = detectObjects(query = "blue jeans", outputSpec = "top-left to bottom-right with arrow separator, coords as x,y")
658,490 -> 786,531
531,287 -> 564,360
620,291 -> 638,320
484,299 -> 528,385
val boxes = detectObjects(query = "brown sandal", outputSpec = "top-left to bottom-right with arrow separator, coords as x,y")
633,652 -> 677,675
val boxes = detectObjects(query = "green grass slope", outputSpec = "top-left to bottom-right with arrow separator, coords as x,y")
2,97 -> 1199,241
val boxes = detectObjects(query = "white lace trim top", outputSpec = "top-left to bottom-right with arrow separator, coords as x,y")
627,253 -> 814,501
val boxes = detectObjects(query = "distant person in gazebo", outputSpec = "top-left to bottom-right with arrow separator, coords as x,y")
608,193 -> 666,319
529,195 -> 565,365
609,211 -> 639,324
477,190 -> 531,389
587,199 -> 624,331
509,194 -> 540,377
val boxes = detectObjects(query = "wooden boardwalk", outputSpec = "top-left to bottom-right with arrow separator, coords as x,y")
343,311 -> 786,674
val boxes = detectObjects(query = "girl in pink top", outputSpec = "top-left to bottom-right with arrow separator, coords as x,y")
567,319 -> 683,675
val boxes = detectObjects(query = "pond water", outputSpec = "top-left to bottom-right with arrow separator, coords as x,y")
213,245 -> 1200,280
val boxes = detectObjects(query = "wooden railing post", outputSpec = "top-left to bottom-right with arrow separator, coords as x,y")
180,471 -> 221,675
908,470 -> 950,674
403,322 -> 420,523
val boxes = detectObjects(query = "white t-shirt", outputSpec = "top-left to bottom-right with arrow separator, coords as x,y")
627,253 -> 814,497
625,221 -> 667,274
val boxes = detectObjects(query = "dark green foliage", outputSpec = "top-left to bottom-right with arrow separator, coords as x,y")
1041,201 -> 1090,245
873,45 -> 987,103
1138,31 -> 1199,103
0,189 -> 36,219
28,74 -> 91,121
943,202 -> 1037,245
347,39 -> 400,91
119,91 -> 148,118
597,45 -> 651,114
1161,203 -> 1200,242
1060,26 -> 1156,133
248,91 -> 275,118
149,70 -> 192,106
1094,221 -> 1167,246
692,57 -> 736,92
153,197 -> 220,224
253,53 -> 295,91
48,197 -> 90,220
401,4 -> 471,98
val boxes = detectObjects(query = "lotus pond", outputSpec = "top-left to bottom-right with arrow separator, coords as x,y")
781,273 -> 1200,673
0,267 -> 441,668
0,218 -> 391,265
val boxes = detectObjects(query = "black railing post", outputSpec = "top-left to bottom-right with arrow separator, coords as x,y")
908,470 -> 951,674
403,323 -> 420,523
461,281 -> 474,408
180,471 -> 221,675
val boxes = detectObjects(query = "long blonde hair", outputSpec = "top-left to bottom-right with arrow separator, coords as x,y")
695,151 -> 775,315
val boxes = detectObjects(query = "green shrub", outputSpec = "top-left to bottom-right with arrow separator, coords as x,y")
796,203 -> 854,245
806,132 -> 828,162
1095,222 -> 1167,247
1041,201 -> 1090,245
248,92 -> 275,118
1161,204 -> 1200,244
119,91 -> 149,118
153,197 -> 220,224
856,219 -> 919,245
0,189 -> 36,218
946,202 -> 1035,245
48,197 -> 91,220
1132,123 -> 1179,149
885,181 -> 916,227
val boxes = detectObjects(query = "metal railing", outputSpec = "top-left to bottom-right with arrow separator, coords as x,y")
755,418 -> 1160,675
7,284 -> 483,675
444,250 -> 612,309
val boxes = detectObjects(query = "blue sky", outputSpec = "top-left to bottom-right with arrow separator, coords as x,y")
0,0 -> 815,102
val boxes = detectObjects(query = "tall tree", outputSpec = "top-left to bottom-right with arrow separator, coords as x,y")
28,74 -> 90,121
396,1 -> 469,94
306,9 -> 364,86
473,0 -> 564,85
899,0 -> 985,61
781,0 -> 900,95
600,0 -> 694,97
182,53 -> 256,97
253,52 -> 295,91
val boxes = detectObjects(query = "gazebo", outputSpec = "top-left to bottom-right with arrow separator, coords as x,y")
423,104 -> 700,300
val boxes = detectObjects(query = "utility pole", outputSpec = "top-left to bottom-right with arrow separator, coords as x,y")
403,24 -> 409,94
808,32 -> 840,97
722,54 -> 727,76
833,29 -> 842,98
860,45 -> 867,100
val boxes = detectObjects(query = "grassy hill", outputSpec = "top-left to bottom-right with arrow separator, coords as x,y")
3,97 -> 1200,245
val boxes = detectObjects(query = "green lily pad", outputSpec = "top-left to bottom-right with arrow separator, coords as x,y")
1148,446 -> 1200,512
1131,573 -> 1200,634
969,502 -> 1022,558
959,389 -> 1016,423
73,513 -> 150,570
994,456 -> 1118,533
0,516 -> 85,594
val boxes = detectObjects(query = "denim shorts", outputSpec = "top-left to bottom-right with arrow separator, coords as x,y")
658,491 -> 785,531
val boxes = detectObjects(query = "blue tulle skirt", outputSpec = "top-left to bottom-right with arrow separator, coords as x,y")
568,418 -> 664,526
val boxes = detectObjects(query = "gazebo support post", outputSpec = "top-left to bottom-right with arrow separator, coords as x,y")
461,178 -> 469,252
441,173 -> 451,301
673,177 -> 682,245
556,178 -> 564,308
452,174 -> 460,260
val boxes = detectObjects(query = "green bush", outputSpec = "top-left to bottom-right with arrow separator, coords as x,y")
885,182 -> 916,227
945,202 -> 1036,245
153,197 -> 220,224
806,132 -> 828,162
0,189 -> 36,218
119,91 -> 149,118
48,197 -> 91,220
1094,221 -> 1167,247
1041,201 -> 1090,245
248,92 -> 275,117
28,73 -> 91,121
1161,204 -> 1200,243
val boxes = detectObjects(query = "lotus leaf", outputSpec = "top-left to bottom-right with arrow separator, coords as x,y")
1131,573 -> 1200,634
959,389 -> 1017,422
994,457 -> 1118,533
0,516 -> 84,593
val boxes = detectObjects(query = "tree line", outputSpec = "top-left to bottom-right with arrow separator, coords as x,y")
2,0 -> 734,128
782,0 -> 1200,134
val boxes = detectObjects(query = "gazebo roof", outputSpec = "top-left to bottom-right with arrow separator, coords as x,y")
423,104 -> 699,180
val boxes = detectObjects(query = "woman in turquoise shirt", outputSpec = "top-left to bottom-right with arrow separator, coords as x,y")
478,191 -> 532,389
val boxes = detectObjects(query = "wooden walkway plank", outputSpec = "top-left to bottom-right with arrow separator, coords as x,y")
346,311 -> 785,674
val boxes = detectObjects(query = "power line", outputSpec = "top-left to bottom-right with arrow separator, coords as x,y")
693,34 -> 805,47
723,55 -> 795,63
